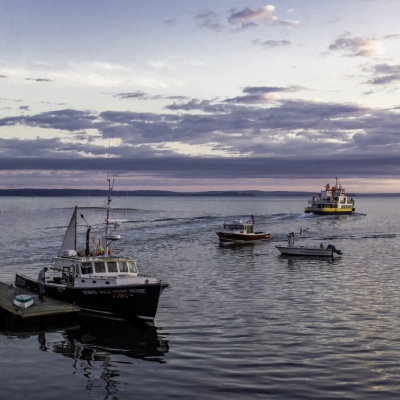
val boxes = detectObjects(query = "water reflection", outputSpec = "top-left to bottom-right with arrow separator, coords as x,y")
52,317 -> 169,363
1,317 -> 169,400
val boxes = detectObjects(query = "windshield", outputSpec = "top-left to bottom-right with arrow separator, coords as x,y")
107,262 -> 118,273
81,263 -> 93,275
94,262 -> 106,273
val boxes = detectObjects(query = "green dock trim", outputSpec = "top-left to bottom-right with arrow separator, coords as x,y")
0,281 -> 80,319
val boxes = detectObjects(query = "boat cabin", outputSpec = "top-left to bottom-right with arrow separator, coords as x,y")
51,256 -> 138,286
223,222 -> 254,234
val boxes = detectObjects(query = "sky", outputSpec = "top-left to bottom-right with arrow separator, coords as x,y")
0,0 -> 400,193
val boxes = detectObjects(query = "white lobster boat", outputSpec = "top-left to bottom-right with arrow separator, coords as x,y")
276,233 -> 342,258
305,177 -> 355,215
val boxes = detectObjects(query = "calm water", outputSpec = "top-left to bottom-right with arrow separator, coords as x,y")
1,195 -> 400,400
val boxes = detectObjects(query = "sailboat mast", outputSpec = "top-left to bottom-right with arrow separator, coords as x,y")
105,177 -> 114,255
74,206 -> 77,251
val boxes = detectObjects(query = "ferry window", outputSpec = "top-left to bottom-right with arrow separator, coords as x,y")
94,262 -> 106,273
119,262 -> 129,272
107,262 -> 118,273
228,225 -> 233,230
81,264 -> 93,275
234,224 -> 239,229
239,225 -> 244,230
127,262 -> 137,273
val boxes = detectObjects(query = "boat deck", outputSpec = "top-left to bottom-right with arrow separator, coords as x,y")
0,281 -> 80,319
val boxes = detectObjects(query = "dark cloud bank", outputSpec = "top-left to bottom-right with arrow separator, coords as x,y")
1,82 -> 400,182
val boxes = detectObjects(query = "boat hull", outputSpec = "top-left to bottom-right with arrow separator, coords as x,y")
276,246 -> 335,257
217,232 -> 270,243
304,207 -> 355,214
15,274 -> 168,323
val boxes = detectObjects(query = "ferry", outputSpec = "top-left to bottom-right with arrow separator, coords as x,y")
217,217 -> 270,244
304,177 -> 355,215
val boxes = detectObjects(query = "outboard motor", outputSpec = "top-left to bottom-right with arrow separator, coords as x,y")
327,244 -> 342,255
287,232 -> 295,246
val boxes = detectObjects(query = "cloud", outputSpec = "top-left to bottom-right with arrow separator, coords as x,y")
196,5 -> 300,33
25,78 -> 52,82
224,85 -> 307,103
228,5 -> 278,24
243,85 -> 308,94
163,19 -> 177,26
195,11 -> 225,32
166,95 -> 189,101
278,20 -> 300,27
1,96 -> 399,175
19,106 -> 29,111
228,5 -> 299,29
329,34 -> 400,57
368,63 -> 400,85
252,39 -> 291,49
114,91 -> 149,100
224,93 -> 279,104
0,75 -> 7,78
1,156 -> 400,180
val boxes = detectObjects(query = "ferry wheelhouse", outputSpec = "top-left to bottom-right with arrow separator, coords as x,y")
217,219 -> 270,244
304,177 -> 355,215
15,179 -> 168,325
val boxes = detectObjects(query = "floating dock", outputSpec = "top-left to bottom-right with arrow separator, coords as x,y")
0,282 -> 80,320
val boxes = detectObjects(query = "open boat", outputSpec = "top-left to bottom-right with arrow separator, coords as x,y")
217,218 -> 270,244
15,179 -> 168,325
304,177 -> 355,215
276,233 -> 342,258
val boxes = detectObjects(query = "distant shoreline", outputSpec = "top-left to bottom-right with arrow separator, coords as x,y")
0,189 -> 399,197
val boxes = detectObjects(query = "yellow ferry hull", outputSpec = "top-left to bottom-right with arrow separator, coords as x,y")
304,207 -> 355,214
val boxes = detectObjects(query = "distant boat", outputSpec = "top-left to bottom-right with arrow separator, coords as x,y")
217,218 -> 270,244
276,233 -> 342,258
304,177 -> 355,215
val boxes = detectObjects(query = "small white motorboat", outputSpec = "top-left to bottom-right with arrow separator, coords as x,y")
276,233 -> 342,258
14,294 -> 34,308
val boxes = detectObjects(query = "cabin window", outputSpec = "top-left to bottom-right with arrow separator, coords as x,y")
94,262 -> 106,273
234,224 -> 239,229
119,262 -> 129,273
127,262 -> 137,273
228,225 -> 233,230
107,262 -> 118,273
239,225 -> 244,230
81,264 -> 93,275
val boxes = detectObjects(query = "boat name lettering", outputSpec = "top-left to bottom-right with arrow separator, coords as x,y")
83,290 -> 97,295
112,289 -> 127,294
99,290 -> 112,294
129,289 -> 146,294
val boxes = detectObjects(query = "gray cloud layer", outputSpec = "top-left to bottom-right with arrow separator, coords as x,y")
1,79 -> 400,180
